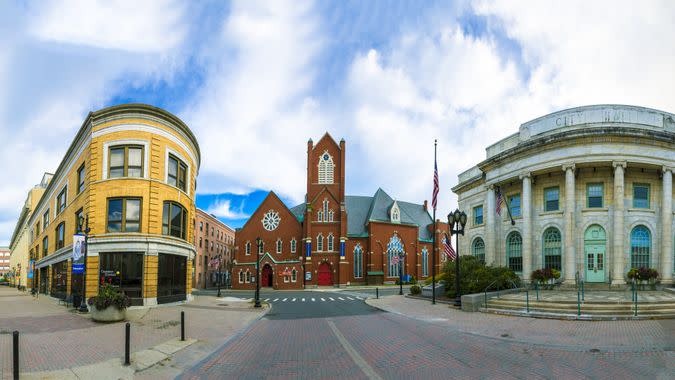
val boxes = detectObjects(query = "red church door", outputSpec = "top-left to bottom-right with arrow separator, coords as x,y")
261,265 -> 273,287
317,263 -> 333,286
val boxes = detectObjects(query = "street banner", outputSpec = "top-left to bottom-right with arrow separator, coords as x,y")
72,234 -> 85,274
27,260 -> 34,279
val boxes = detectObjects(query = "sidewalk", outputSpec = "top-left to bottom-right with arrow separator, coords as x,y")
0,286 -> 267,379
367,295 -> 675,352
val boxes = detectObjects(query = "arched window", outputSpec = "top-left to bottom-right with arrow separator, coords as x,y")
323,199 -> 329,222
472,238 -> 485,263
290,238 -> 297,253
318,210 -> 323,222
283,267 -> 290,283
328,210 -> 334,222
317,234 -> 324,251
353,244 -> 363,278
245,271 -> 251,283
291,269 -> 297,282
421,248 -> 429,277
387,235 -> 404,278
245,241 -> 251,255
276,239 -> 282,254
327,234 -> 334,251
257,241 -> 264,254
543,227 -> 562,271
238,270 -> 244,284
318,152 -> 334,184
630,226 -> 651,268
506,232 -> 523,272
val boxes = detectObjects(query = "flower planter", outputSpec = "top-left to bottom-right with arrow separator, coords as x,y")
91,305 -> 126,322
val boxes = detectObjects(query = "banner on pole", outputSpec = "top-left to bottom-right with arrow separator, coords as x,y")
72,234 -> 86,274
27,260 -> 34,279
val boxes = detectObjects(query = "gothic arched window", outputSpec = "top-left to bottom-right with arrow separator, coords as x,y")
318,152 -> 335,184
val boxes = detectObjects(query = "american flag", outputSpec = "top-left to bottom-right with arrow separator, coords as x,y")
443,236 -> 456,261
432,160 -> 439,210
495,186 -> 504,216
391,255 -> 400,265
209,256 -> 221,269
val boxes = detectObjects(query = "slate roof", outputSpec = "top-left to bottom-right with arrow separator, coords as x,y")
290,188 -> 433,241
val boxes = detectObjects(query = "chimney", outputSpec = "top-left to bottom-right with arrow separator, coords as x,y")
423,200 -> 428,211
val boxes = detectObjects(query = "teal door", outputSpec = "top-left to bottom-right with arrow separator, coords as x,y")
584,225 -> 606,283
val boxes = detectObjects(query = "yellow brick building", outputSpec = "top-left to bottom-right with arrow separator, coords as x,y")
29,104 -> 200,307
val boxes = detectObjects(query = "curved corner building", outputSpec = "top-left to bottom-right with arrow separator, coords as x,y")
452,105 -> 674,286
29,104 -> 200,306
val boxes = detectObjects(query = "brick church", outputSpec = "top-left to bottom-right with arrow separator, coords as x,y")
232,133 -> 444,290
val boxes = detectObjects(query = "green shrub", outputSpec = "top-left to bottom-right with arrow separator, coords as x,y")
410,284 -> 422,295
443,256 -> 520,298
87,284 -> 130,311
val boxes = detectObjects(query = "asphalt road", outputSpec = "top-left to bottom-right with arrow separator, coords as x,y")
181,289 -> 672,379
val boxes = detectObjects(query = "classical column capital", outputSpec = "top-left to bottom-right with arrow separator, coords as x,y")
519,171 -> 531,180
612,161 -> 627,169
662,166 -> 673,174
487,183 -> 496,190
562,163 -> 576,172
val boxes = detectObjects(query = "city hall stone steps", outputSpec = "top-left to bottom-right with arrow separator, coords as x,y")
481,293 -> 675,319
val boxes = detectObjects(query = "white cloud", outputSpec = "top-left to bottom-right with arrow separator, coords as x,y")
206,199 -> 250,219
28,0 -> 187,52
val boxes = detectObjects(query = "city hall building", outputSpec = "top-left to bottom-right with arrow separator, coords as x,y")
453,105 -> 674,285
233,134 -> 442,289
28,104 -> 200,307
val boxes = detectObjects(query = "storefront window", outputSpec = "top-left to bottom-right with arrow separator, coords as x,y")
99,252 -> 144,306
157,253 -> 187,304
50,261 -> 68,300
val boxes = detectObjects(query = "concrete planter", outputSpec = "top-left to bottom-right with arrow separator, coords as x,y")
91,305 -> 127,322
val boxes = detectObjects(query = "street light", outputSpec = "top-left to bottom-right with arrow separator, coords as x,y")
398,251 -> 405,296
216,254 -> 223,298
77,215 -> 90,313
254,237 -> 262,308
448,209 -> 467,307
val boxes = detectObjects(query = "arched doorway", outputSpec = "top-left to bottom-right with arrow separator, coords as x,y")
317,262 -> 333,286
261,264 -> 273,287
584,225 -> 606,282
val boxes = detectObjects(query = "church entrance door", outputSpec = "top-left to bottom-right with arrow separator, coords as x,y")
317,262 -> 333,286
261,264 -> 273,287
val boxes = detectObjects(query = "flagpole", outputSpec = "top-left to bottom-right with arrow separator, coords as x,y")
432,140 -> 437,305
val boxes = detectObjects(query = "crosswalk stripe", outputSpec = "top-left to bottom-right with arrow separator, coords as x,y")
321,298 -> 326,302
356,296 -> 363,300
338,297 -> 345,301
273,298 -> 279,302
347,297 -> 354,300
292,298 -> 296,302
302,298 -> 306,302
311,298 -> 316,302
329,297 -> 335,301
264,298 -> 270,301
282,298 -> 288,302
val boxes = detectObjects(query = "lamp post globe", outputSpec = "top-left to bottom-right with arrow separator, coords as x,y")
254,237 -> 262,308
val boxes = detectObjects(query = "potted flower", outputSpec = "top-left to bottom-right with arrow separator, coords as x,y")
87,284 -> 130,322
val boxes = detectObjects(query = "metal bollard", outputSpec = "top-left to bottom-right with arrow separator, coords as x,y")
577,289 -> 581,317
181,311 -> 185,341
376,288 -> 379,299
124,323 -> 130,366
13,331 -> 19,380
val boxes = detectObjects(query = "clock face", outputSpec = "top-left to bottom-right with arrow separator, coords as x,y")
262,210 -> 280,231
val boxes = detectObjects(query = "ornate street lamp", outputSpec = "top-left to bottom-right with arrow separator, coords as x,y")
217,254 -> 223,298
448,209 -> 467,307
254,237 -> 262,308
77,215 -> 90,313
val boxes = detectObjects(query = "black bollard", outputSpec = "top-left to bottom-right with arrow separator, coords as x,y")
376,287 -> 379,299
181,311 -> 185,341
13,331 -> 19,380
124,323 -> 130,366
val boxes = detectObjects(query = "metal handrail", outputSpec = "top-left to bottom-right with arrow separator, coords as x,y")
483,278 -> 522,308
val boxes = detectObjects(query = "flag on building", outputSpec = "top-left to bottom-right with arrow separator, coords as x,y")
443,235 -> 456,261
432,160 -> 439,210
495,186 -> 504,216
391,255 -> 400,265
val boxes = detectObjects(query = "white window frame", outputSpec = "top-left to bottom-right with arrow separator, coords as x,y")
327,234 -> 334,251
276,239 -> 282,254
245,241 -> 251,255
102,139 -> 150,180
317,234 -> 324,251
239,270 -> 244,284
291,269 -> 297,282
328,210 -> 334,222
318,151 -> 335,184
290,238 -> 297,253
165,147 -> 192,195
323,199 -> 329,222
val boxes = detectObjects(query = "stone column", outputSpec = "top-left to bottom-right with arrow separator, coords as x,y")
486,185 -> 496,265
563,163 -> 576,283
520,173 -> 532,281
612,161 -> 626,285
661,167 -> 673,284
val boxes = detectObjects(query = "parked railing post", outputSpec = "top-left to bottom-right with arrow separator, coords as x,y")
581,281 -> 585,302
577,288 -> 581,317
124,323 -> 130,366
13,330 -> 19,380
526,290 -> 529,313
181,311 -> 185,341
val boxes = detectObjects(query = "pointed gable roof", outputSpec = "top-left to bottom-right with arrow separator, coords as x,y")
313,132 -> 341,150
238,191 -> 301,231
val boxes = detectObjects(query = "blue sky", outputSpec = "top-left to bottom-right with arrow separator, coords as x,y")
1,0 -> 675,244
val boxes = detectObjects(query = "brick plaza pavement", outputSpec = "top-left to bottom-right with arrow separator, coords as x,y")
0,286 -> 265,379
182,295 -> 674,379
